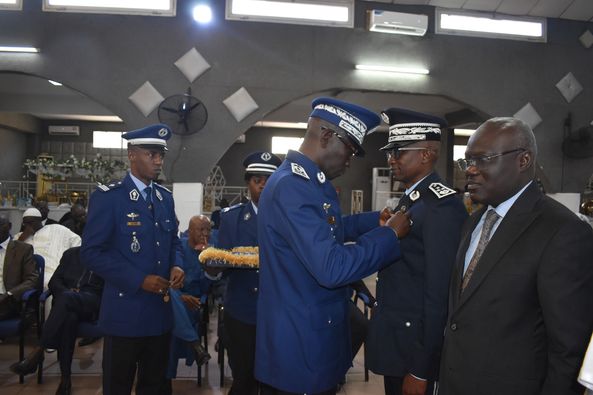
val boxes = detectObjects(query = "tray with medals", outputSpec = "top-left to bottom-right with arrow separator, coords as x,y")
199,246 -> 259,269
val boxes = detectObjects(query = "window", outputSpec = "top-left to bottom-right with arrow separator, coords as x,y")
272,136 -> 303,155
226,0 -> 354,28
43,0 -> 176,16
0,0 -> 22,11
436,8 -> 546,43
93,131 -> 125,149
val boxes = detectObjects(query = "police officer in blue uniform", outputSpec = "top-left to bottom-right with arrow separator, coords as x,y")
255,97 -> 412,395
215,151 -> 281,395
81,124 -> 184,395
366,108 -> 468,395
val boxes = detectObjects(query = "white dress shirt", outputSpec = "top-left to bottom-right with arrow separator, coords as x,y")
463,181 -> 532,274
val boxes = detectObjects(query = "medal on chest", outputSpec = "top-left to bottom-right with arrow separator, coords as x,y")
131,232 -> 141,253
323,202 -> 337,237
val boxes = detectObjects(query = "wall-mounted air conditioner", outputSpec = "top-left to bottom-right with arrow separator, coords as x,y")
48,125 -> 80,136
368,10 -> 428,36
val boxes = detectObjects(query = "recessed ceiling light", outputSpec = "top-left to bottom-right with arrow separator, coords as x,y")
436,9 -> 546,42
226,0 -> 354,28
0,46 -> 40,53
355,64 -> 429,75
193,4 -> 212,24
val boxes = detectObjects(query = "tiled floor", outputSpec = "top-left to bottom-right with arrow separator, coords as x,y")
0,307 -> 385,394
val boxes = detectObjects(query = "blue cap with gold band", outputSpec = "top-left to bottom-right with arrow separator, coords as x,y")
122,123 -> 172,151
310,97 -> 381,157
380,107 -> 447,151
243,151 -> 282,176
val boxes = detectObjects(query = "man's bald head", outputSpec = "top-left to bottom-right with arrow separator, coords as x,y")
188,215 -> 211,250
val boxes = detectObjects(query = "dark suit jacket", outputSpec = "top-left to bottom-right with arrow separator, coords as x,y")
439,182 -> 593,395
366,172 -> 467,380
1,240 -> 39,316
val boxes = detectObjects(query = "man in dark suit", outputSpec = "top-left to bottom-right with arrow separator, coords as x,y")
10,246 -> 103,395
439,117 -> 593,395
0,213 -> 39,320
366,108 -> 467,395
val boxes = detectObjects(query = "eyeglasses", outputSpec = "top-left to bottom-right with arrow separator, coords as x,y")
385,147 -> 430,160
143,150 -> 165,161
321,126 -> 358,157
457,148 -> 526,171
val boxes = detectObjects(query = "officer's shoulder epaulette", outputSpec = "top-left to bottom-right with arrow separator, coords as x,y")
154,183 -> 172,194
96,181 -> 122,192
290,162 -> 310,180
222,203 -> 245,213
428,182 -> 457,199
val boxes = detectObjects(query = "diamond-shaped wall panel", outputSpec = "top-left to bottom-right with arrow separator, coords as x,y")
128,81 -> 164,117
556,72 -> 583,103
513,102 -> 542,130
223,87 -> 259,122
174,48 -> 211,83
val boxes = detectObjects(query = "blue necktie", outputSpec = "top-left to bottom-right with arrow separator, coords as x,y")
145,186 -> 154,215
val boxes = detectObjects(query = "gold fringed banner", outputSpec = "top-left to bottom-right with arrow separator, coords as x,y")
199,246 -> 259,268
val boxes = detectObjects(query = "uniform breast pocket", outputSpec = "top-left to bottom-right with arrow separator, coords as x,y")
159,218 -> 174,232
306,300 -> 347,369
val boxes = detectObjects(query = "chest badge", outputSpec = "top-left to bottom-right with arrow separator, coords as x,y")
317,171 -> 326,184
322,203 -> 331,213
130,232 -> 141,253
410,190 -> 420,202
244,212 -> 251,221
129,189 -> 139,201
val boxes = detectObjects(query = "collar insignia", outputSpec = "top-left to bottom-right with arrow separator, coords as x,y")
317,171 -> 326,184
291,163 -> 310,180
428,182 -> 456,199
129,189 -> 139,201
155,189 -> 163,201
323,203 -> 331,213
410,190 -> 420,201
244,212 -> 251,221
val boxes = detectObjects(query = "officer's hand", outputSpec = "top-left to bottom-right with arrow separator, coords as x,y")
385,210 -> 412,238
379,207 -> 392,226
181,294 -> 201,310
402,373 -> 427,395
169,266 -> 185,289
141,275 -> 170,295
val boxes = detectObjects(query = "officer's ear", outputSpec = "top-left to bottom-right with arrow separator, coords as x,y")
319,125 -> 333,149
127,147 -> 136,162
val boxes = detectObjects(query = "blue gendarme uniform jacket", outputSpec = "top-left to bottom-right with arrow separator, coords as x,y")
366,172 -> 468,380
81,173 -> 183,337
255,150 -> 403,394
217,201 -> 259,325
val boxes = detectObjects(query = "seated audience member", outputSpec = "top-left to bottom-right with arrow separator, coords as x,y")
164,215 -> 213,394
10,246 -> 104,395
60,204 -> 86,237
0,213 -> 39,320
15,208 -> 81,288
34,199 -> 58,225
